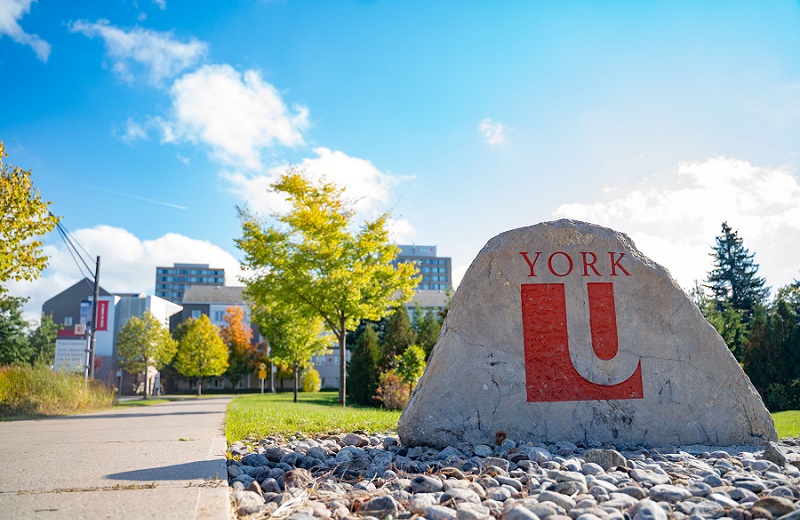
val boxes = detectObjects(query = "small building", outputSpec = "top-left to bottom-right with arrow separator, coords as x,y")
43,280 -> 182,388
403,289 -> 449,322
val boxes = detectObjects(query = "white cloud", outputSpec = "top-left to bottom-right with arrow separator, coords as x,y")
387,218 -> 416,244
153,0 -> 166,9
554,157 -> 800,291
479,117 -> 506,145
452,264 -> 469,289
0,0 -> 50,61
161,64 -> 308,169
223,147 -> 403,218
69,19 -> 207,85
120,117 -> 147,143
7,226 -> 243,323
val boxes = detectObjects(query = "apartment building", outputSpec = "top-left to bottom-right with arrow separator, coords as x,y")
393,244 -> 452,291
154,263 -> 225,304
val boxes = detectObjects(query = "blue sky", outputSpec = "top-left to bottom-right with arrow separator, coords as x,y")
3,0 -> 800,320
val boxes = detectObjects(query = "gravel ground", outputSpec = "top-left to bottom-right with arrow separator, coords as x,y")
227,432 -> 800,520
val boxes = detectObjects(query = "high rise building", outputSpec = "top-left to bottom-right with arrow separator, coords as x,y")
154,263 -> 225,303
393,244 -> 452,291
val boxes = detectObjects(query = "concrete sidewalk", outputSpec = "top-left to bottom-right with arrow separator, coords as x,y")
0,396 -> 233,519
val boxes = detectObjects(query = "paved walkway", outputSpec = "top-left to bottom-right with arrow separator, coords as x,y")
0,396 -> 233,519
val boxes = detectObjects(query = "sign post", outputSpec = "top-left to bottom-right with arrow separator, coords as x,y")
258,363 -> 267,394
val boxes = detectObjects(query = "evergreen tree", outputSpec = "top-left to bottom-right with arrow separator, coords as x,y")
28,313 -> 58,366
0,296 -> 33,365
346,325 -> 380,406
743,300 -> 800,411
706,222 -> 769,319
380,305 -> 415,368
414,309 -> 441,359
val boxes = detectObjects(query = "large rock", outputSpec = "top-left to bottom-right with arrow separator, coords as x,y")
398,219 -> 776,447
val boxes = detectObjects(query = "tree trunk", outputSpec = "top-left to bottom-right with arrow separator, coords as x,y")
142,367 -> 148,400
197,378 -> 202,396
293,362 -> 299,403
338,314 -> 346,406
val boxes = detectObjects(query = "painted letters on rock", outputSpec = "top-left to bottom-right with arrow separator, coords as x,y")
398,219 -> 776,447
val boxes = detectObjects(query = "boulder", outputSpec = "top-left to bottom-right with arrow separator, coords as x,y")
398,219 -> 776,447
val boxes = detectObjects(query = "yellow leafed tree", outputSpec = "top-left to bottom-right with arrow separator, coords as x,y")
0,142 -> 59,296
173,315 -> 229,396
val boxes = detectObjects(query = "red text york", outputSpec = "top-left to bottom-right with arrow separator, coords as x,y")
519,251 -> 632,277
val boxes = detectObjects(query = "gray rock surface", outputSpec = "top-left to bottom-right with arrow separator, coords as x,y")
398,219 -> 776,447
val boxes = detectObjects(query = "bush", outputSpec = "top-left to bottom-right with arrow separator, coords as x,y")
301,368 -> 321,393
0,363 -> 115,418
374,370 -> 410,410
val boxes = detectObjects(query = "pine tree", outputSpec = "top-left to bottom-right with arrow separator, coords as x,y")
380,305 -> 415,369
346,325 -> 380,406
415,309 -> 441,359
0,296 -> 33,365
706,222 -> 769,319
28,313 -> 58,366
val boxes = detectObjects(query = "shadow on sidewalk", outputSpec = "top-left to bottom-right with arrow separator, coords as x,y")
106,460 -> 225,481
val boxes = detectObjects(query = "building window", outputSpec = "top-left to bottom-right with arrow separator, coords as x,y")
191,310 -> 201,319
213,310 -> 225,321
64,316 -> 73,326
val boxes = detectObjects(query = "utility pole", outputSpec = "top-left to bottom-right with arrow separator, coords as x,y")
88,256 -> 101,380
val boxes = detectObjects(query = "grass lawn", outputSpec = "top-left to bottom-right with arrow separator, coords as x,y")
225,392 -> 401,443
774,410 -> 800,438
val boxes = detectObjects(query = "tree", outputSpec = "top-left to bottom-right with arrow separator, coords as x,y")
302,367 -> 322,393
0,296 -> 33,365
28,313 -> 58,366
347,324 -> 381,406
706,302 -> 749,362
397,344 -> 426,395
257,303 -> 329,403
116,312 -> 178,399
0,142 -> 59,297
173,315 -> 229,396
706,222 -> 769,319
742,288 -> 800,411
220,306 -> 255,388
413,308 -> 441,359
380,305 -> 416,369
237,170 -> 418,405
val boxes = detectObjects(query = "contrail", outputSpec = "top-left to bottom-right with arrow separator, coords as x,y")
39,176 -> 188,210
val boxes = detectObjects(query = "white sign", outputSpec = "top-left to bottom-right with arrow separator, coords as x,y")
54,338 -> 88,373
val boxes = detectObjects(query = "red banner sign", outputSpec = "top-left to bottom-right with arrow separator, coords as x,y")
96,300 -> 109,331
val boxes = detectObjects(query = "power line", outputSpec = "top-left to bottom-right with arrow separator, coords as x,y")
53,219 -> 95,290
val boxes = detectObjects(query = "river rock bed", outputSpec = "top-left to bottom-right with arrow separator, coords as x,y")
227,433 -> 800,520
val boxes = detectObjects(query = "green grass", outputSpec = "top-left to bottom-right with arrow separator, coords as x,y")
0,364 -> 115,420
773,410 -> 800,438
225,392 -> 402,443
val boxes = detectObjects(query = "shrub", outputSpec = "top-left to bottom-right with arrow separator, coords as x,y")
301,368 -> 321,393
374,370 -> 410,410
0,363 -> 115,418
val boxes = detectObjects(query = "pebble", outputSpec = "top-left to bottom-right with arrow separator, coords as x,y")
226,433 -> 800,519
